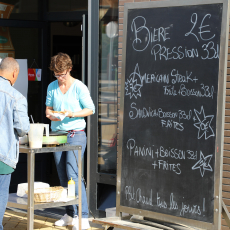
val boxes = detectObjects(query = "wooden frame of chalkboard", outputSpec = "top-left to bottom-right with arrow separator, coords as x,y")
117,0 -> 229,229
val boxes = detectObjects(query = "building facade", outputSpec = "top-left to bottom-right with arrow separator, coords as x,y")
117,1 -> 230,230
1,0 -> 229,229
0,0 -> 119,219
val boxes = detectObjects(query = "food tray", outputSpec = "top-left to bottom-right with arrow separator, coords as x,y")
26,186 -> 64,203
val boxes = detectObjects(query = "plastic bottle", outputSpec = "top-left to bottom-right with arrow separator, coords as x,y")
68,177 -> 75,199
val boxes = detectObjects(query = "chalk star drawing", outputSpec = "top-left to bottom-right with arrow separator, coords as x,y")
192,151 -> 213,177
193,106 -> 215,140
125,63 -> 143,99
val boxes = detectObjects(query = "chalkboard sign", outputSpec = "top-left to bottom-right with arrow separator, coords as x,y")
117,0 -> 229,229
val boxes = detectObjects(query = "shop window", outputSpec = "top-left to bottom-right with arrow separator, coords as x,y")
48,0 -> 87,12
3,26 -> 42,192
97,183 -> 116,211
1,27 -> 41,123
98,0 -> 118,174
0,0 -> 38,20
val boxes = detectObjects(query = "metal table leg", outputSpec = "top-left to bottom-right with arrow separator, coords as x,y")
78,149 -> 82,230
27,151 -> 35,230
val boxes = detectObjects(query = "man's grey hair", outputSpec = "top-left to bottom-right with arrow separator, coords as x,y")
0,57 -> 19,72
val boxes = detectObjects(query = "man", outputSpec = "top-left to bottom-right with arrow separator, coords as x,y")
0,57 -> 30,230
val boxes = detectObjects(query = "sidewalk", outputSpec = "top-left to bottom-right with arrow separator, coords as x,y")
3,209 -> 104,230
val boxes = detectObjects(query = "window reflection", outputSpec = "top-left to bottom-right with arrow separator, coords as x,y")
48,0 -> 87,12
98,0 -> 118,174
0,27 -> 41,122
1,0 -> 38,20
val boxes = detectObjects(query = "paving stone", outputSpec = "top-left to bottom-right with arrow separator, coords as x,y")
40,226 -> 56,229
4,228 -> 17,230
2,216 -> 11,222
6,210 -> 18,214
12,212 -> 27,217
53,226 -> 67,229
9,217 -> 24,222
88,228 -> 104,230
3,210 -> 107,230
3,220 -> 19,228
16,222 -> 27,227
45,217 -> 56,226
14,227 -> 26,230
34,222 -> 43,229
35,215 -> 48,221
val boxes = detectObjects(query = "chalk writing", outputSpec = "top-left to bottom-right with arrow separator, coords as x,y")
121,4 -> 222,222
192,151 -> 213,177
180,202 -> 202,216
125,63 -> 215,99
161,120 -> 184,131
131,16 -> 170,52
125,186 -> 153,206
163,84 -> 214,98
127,139 -> 199,161
124,187 -> 205,217
129,103 -> 180,120
171,69 -> 198,84
157,193 -> 168,208
170,193 -> 178,210
130,15 -> 219,61
152,160 -> 181,174
193,106 -> 215,139
185,13 -> 216,42
125,64 -> 143,99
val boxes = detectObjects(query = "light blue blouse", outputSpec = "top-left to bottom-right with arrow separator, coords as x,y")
46,79 -> 95,131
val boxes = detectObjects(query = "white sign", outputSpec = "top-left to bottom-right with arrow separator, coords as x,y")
14,59 -> 28,100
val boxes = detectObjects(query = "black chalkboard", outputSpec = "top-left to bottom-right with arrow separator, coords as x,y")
119,2 -> 225,225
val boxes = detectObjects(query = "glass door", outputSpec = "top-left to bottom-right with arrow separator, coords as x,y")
87,0 -> 119,218
0,2 -> 48,192
0,0 -> 88,197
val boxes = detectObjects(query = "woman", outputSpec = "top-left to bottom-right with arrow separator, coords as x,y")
46,53 -> 95,230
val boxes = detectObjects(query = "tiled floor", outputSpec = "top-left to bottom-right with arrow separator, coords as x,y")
3,210 -> 103,230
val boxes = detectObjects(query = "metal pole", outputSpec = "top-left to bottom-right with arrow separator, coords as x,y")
78,148 -> 82,230
87,0 -> 99,217
108,37 -> 113,87
27,150 -> 35,230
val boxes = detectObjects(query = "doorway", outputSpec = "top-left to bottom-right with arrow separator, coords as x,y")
47,21 -> 85,187
50,22 -> 83,80
0,0 -> 88,193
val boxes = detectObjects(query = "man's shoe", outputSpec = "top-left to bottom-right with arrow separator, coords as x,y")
72,218 -> 90,230
54,214 -> 78,226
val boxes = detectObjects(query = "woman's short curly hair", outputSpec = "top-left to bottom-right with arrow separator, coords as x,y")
49,52 -> 73,73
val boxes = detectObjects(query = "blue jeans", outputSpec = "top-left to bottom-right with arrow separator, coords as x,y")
0,174 -> 11,230
54,131 -> 88,218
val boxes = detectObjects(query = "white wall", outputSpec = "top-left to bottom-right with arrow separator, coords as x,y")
14,59 -> 28,100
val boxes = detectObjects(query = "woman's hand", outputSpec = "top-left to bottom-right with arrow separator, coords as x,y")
63,108 -> 93,118
46,107 -> 61,121
46,114 -> 61,121
64,110 -> 73,117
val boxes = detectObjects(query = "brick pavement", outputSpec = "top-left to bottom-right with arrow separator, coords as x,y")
3,210 -> 103,230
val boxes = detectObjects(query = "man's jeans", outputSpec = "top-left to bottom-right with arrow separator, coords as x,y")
54,131 -> 88,218
0,174 -> 11,230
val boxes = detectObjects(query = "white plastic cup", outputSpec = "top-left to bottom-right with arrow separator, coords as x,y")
28,124 -> 49,148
